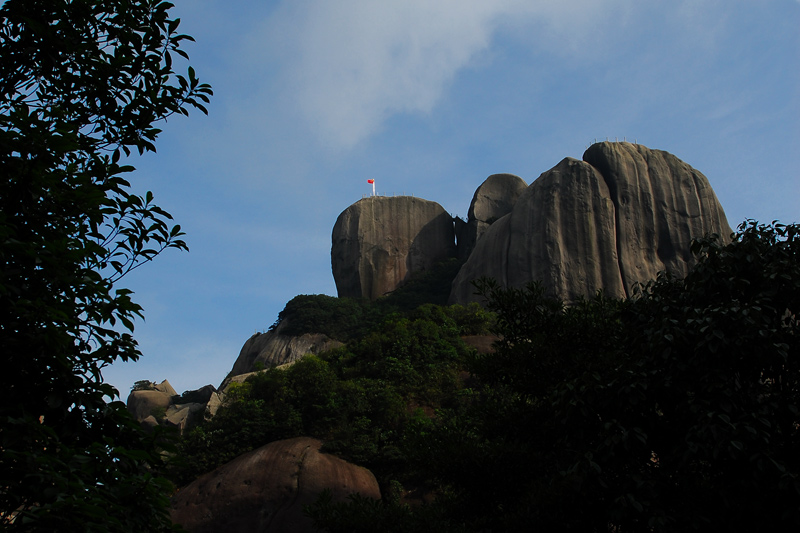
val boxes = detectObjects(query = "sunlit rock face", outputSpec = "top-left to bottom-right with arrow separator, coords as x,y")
449,142 -> 733,304
328,142 -> 732,306
331,196 -> 456,300
228,319 -> 343,377
456,173 -> 528,260
170,437 -> 381,533
126,379 -> 176,420
582,141 -> 732,292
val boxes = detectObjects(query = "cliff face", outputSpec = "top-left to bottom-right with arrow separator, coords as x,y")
449,142 -> 733,304
450,157 -> 624,303
582,142 -> 733,293
331,196 -> 457,300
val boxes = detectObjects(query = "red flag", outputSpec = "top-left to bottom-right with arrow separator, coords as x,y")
367,179 -> 374,183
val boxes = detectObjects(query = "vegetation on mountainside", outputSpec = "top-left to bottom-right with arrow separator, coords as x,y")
309,220 -> 800,532
174,220 -> 799,532
0,0 -> 210,529
172,301 -> 492,486
272,258 -> 467,341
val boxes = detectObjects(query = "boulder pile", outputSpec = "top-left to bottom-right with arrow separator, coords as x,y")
330,142 -> 733,304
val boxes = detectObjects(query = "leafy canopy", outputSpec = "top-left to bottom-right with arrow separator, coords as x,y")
305,221 -> 799,532
0,0 -> 210,529
172,303 -> 490,487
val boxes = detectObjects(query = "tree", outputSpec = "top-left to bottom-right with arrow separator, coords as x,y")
489,221 -> 798,530
0,0 -> 211,529
615,220 -> 800,529
329,221 -> 798,532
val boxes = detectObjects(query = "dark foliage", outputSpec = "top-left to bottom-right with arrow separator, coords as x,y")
376,257 -> 465,311
304,489 -> 465,533
271,258 -> 468,341
305,221 -> 799,532
172,303 -> 493,489
612,220 -> 800,530
0,0 -> 210,529
271,294 -> 372,340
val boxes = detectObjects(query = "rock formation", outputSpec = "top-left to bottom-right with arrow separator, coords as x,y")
163,402 -> 206,433
170,437 -> 381,533
331,196 -> 456,300
228,319 -> 343,378
331,143 -> 731,306
123,141 -> 737,529
449,142 -> 733,304
132,143 -> 733,433
126,380 -> 216,435
456,173 -> 528,260
582,141 -> 732,290
126,379 -> 177,421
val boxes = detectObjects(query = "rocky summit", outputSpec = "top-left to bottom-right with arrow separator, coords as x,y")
135,141 -> 733,428
331,196 -> 456,300
330,142 -> 733,305
450,142 -> 733,303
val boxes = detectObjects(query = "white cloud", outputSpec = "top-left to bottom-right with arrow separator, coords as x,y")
234,0 -> 763,153
253,0 -> 634,150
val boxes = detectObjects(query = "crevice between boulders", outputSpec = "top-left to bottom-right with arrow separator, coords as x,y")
584,144 -> 630,299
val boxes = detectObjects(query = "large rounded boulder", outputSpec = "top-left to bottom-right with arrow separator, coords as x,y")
582,141 -> 732,290
456,173 -> 528,260
331,196 -> 456,300
126,379 -> 177,421
170,437 -> 381,533
451,157 -> 624,303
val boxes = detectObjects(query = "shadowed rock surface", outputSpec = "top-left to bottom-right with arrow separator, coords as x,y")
228,319 -> 343,378
163,402 -> 205,433
457,173 -> 528,260
450,142 -> 732,304
331,196 -> 457,300
205,391 -> 223,417
170,437 -> 381,533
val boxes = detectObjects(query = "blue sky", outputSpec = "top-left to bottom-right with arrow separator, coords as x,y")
103,0 -> 800,396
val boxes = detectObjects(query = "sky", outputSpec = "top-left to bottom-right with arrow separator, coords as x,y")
103,0 -> 800,397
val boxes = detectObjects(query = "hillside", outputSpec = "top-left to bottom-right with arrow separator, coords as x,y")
127,144 -> 798,532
